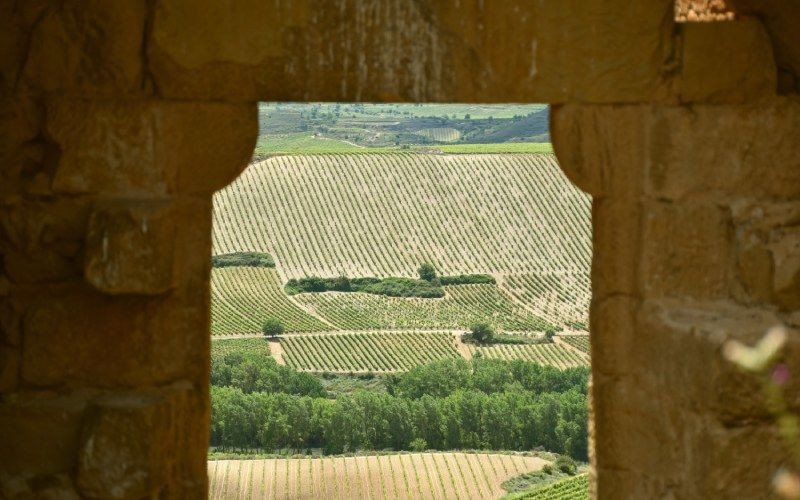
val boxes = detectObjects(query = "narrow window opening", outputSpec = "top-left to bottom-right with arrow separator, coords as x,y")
208,103 -> 592,497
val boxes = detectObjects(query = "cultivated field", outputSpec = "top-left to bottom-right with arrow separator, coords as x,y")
559,335 -> 590,354
294,284 -> 552,332
513,473 -> 590,499
211,267 -> 331,335
470,343 -> 589,369
212,153 -> 591,331
281,332 -> 460,372
207,452 -> 548,500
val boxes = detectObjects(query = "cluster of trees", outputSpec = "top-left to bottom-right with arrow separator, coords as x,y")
211,350 -> 324,397
284,266 -> 494,299
210,357 -> 588,460
285,276 -> 444,298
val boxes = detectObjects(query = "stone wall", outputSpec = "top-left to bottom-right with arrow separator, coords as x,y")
1,0 -> 797,497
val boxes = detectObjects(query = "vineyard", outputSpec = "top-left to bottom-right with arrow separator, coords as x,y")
294,284 -> 553,332
281,332 -> 460,372
212,153 -> 590,331
211,337 -> 273,358
416,127 -> 461,142
511,473 -> 589,499
207,452 -> 548,500
470,343 -> 589,369
211,267 -> 330,335
559,335 -> 590,355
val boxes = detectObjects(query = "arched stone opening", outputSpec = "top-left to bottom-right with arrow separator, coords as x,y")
1,1 -> 797,498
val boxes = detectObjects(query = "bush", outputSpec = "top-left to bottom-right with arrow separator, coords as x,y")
212,252 -> 274,268
555,455 -> 577,475
418,263 -> 437,282
410,438 -> 427,452
439,274 -> 496,285
545,330 -> 556,342
542,464 -> 554,475
470,323 -> 495,344
262,318 -> 285,337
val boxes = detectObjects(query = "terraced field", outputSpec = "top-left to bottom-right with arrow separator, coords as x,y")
416,127 -> 461,142
208,452 -> 548,500
559,335 -> 590,354
282,332 -> 460,372
470,344 -> 589,369
211,267 -> 330,335
295,284 -> 553,332
211,337 -> 273,358
212,154 -> 590,330
512,473 -> 589,499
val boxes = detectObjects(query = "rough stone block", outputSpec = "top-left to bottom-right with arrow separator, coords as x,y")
76,384 -> 191,499
678,17 -> 776,103
46,99 -> 257,195
20,290 -> 206,388
551,104 -> 647,198
148,0 -> 673,103
641,202 -> 732,299
591,199 -> 642,299
0,346 -> 19,393
0,473 -> 81,500
84,201 -> 176,295
20,0 -> 147,96
647,99 -> 800,201
732,201 -> 800,310
0,199 -> 91,284
0,393 -> 86,476
589,296 -> 638,376
0,97 -> 44,198
637,299 -> 799,420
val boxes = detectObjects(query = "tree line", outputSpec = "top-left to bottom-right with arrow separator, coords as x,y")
210,355 -> 588,460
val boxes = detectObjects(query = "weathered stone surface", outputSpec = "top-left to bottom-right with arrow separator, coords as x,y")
551,104 -> 647,198
76,384 -> 191,498
591,200 -> 642,299
46,99 -> 257,195
729,0 -> 800,93
20,289 -> 206,388
20,0 -> 147,96
554,99 -> 800,202
149,0 -> 674,103
0,97 -> 46,198
732,201 -> 800,310
84,201 -> 176,295
0,473 -> 81,500
0,393 -> 86,476
0,345 -> 19,393
0,199 -> 91,284
642,202 -> 733,299
678,18 -> 776,103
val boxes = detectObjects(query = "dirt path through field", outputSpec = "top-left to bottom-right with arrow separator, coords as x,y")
267,339 -> 285,364
453,333 -> 473,360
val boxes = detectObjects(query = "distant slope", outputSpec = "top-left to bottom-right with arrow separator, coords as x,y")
212,153 -> 590,330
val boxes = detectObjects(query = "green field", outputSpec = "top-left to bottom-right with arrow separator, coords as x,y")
211,267 -> 331,335
281,331 -> 460,372
470,343 -> 589,369
294,284 -> 553,332
506,473 -> 589,499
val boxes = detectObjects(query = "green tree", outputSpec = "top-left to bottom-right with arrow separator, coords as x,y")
470,323 -> 495,344
418,262 -> 437,282
410,438 -> 428,452
262,318 -> 285,338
